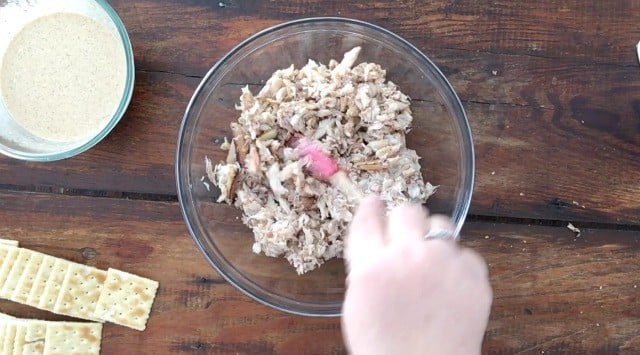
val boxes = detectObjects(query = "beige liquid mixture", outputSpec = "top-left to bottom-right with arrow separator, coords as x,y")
0,12 -> 126,142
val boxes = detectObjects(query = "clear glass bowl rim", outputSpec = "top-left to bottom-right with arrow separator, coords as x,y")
0,0 -> 135,161
176,16 -> 475,317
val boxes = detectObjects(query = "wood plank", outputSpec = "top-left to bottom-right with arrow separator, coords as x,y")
108,0 -> 640,77
2,59 -> 639,224
461,222 -> 640,354
468,102 -> 640,225
2,0 -> 639,224
0,191 -> 639,353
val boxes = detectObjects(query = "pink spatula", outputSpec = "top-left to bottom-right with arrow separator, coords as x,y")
293,137 -> 363,202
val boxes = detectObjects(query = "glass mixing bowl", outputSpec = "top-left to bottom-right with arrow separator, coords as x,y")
177,17 -> 474,316
0,0 -> 134,161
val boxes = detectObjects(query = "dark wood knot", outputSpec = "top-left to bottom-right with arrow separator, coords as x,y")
80,247 -> 98,260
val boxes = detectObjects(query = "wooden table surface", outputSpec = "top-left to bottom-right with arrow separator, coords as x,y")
1,1 -> 640,354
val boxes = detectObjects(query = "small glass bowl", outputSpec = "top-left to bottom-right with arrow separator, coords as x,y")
177,17 -> 474,316
0,0 -> 134,161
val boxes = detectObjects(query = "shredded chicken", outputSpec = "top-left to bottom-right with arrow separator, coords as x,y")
567,223 -> 581,238
207,47 -> 436,274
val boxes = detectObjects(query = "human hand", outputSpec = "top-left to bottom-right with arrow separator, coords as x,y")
342,196 -> 492,355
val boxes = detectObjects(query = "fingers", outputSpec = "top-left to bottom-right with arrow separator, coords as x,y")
346,195 -> 387,273
346,199 -> 458,277
387,203 -> 430,246
425,214 -> 456,239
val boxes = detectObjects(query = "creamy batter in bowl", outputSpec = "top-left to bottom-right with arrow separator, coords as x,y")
0,0 -> 134,161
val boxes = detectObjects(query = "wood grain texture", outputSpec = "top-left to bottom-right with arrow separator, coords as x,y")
111,0 -> 640,75
0,1 -> 638,224
0,191 -> 639,353
464,223 -> 640,354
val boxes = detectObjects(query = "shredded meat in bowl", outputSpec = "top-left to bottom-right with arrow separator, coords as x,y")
207,47 -> 436,274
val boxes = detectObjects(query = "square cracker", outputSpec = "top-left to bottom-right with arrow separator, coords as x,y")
0,239 -> 19,247
93,268 -> 159,331
0,247 -> 10,272
11,251 -> 45,304
0,323 -> 5,352
0,244 -> 10,256
0,244 -> 17,276
43,322 -> 102,355
0,242 -> 17,258
26,255 -> 57,308
12,322 -> 27,355
23,320 -> 46,355
1,248 -> 37,299
53,263 -> 106,322
0,247 -> 19,293
2,322 -> 17,354
37,259 -> 72,312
